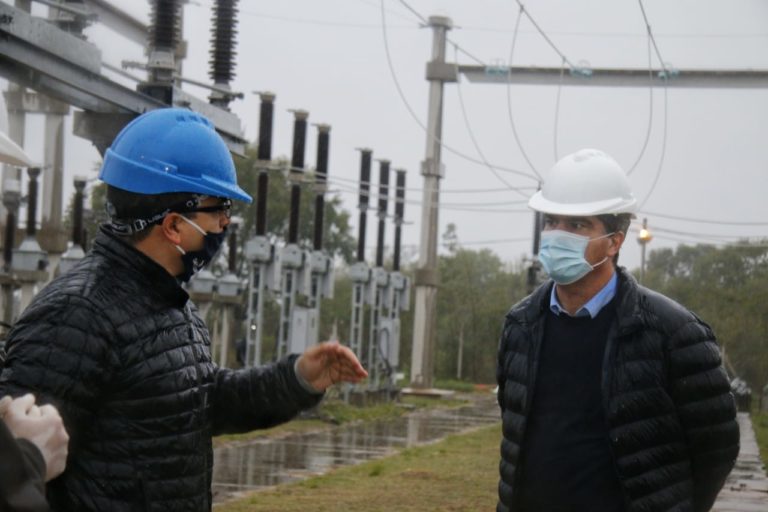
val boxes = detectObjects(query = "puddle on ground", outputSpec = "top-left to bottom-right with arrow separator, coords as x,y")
212,395 -> 500,503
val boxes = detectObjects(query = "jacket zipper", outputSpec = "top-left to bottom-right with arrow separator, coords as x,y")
511,317 -> 544,506
601,323 -> 632,510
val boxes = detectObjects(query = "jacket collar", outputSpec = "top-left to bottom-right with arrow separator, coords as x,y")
505,279 -> 552,326
612,266 -> 645,335
507,266 -> 645,335
92,225 -> 189,308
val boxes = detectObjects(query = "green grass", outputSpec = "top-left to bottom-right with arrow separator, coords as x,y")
213,395 -> 467,448
213,423 -> 502,512
753,408 -> 768,475
433,379 -> 482,393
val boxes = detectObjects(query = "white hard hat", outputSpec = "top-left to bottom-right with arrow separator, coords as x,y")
528,148 -> 637,216
0,131 -> 35,167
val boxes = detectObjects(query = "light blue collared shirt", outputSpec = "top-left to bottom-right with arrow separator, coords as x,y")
549,272 -> 618,319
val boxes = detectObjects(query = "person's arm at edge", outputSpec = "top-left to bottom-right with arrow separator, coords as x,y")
0,294 -> 114,450
0,420 -> 49,512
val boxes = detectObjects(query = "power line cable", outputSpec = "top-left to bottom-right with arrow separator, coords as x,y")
379,0 -> 539,181
637,0 -> 670,76
330,183 -> 531,213
635,0 -> 670,209
552,57 -> 565,162
639,210 -> 768,226
452,44 -> 531,200
192,0 -> 415,28
459,26 -> 768,39
356,0 -> 420,23
512,0 -> 577,69
506,3 -> 543,180
449,236 -> 532,246
643,225 -> 762,240
630,220 -> 767,241
396,0 -> 488,66
626,34 -> 655,176
325,174 -> 537,194
395,0 -> 428,24
449,40 -> 487,66
636,81 -> 667,210
328,178 -> 529,206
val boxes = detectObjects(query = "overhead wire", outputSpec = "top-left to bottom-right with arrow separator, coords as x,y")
325,173 -> 538,195
625,34 -> 655,176
191,0 -> 415,28
638,211 -> 768,226
356,0 -> 420,23
378,0 -> 539,181
637,0 -> 670,76
552,57 -> 565,162
395,0 -> 428,24
506,3 -> 543,180
512,0 -> 577,69
458,26 -> 768,39
635,0 -> 670,209
452,43 -> 531,200
640,225 -> 761,241
328,181 -> 532,213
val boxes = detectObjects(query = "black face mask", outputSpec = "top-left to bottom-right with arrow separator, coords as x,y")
175,216 -> 228,283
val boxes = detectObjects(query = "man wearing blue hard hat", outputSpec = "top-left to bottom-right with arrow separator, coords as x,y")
0,108 -> 367,511
495,149 -> 738,512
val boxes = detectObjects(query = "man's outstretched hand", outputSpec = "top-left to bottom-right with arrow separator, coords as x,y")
296,341 -> 368,392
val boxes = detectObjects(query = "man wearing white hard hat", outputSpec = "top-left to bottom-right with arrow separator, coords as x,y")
495,149 -> 738,512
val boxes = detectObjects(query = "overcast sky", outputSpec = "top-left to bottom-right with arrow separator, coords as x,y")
7,0 -> 768,272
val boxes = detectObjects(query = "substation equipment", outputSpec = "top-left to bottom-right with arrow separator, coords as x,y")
0,1 -> 412,402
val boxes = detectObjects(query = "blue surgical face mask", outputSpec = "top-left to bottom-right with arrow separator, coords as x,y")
538,230 -> 614,285
174,215 -> 227,283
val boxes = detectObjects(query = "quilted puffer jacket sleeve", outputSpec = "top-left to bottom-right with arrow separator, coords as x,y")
209,354 -> 323,436
0,293 -> 115,448
666,317 -> 739,512
0,421 -> 48,512
496,320 -> 511,412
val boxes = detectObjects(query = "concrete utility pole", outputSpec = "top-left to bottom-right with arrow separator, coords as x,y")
410,16 -> 455,389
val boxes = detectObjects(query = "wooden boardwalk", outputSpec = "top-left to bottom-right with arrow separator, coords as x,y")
712,412 -> 768,511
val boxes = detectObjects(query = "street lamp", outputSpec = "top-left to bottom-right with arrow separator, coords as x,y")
637,217 -> 653,284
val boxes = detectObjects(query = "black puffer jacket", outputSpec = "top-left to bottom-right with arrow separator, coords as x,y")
0,227 -> 322,511
496,268 -> 739,512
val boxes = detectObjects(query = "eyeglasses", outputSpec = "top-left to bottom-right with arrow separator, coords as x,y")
178,200 -> 232,219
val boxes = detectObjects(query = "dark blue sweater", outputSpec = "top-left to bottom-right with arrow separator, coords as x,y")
519,301 -> 625,512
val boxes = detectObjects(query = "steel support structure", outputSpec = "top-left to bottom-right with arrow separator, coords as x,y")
0,2 -> 247,155
348,149 -> 372,364
244,93 -> 276,367
276,110 -> 308,359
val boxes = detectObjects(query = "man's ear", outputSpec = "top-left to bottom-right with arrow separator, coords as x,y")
159,213 -> 182,246
608,231 -> 625,258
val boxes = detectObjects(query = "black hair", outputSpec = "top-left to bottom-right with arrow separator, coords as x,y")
596,213 -> 633,265
105,185 -> 199,244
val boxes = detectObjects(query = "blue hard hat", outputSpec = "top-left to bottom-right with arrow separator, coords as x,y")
99,108 -> 252,203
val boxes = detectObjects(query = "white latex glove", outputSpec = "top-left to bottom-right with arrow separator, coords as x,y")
1,394 -> 70,481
